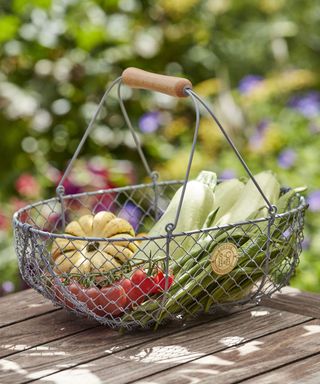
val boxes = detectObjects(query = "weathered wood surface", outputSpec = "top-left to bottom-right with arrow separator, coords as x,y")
261,286 -> 320,319
0,310 -> 97,359
0,288 -> 319,384
241,353 -> 320,384
15,308 -> 310,384
0,290 -> 58,328
137,319 -> 320,384
0,307 -> 244,383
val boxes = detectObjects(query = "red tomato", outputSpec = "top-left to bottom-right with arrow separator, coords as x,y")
53,280 -> 126,317
82,286 -> 102,313
152,271 -> 161,288
53,280 -> 83,310
154,269 -> 174,292
127,285 -> 145,306
130,268 -> 145,285
117,278 -> 145,307
118,278 -> 132,293
69,282 -> 86,299
73,285 -> 126,317
98,285 -> 127,316
130,267 -> 174,296
53,284 -> 71,308
131,268 -> 155,296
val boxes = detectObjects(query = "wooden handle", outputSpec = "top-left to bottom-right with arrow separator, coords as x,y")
122,67 -> 192,97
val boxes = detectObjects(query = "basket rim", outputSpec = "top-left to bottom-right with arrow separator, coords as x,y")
12,180 -> 308,242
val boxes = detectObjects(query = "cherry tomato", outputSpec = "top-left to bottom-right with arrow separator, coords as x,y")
73,285 -> 126,317
53,281 -> 126,317
99,285 -> 127,316
130,268 -> 145,285
116,278 -> 145,307
154,269 -> 174,292
53,280 -> 83,310
82,286 -> 102,313
118,278 -> 132,293
53,284 -> 72,308
129,267 -> 174,299
131,268 -> 155,296
127,285 -> 145,306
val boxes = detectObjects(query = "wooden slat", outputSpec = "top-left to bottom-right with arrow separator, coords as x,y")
22,307 -> 310,384
0,310 -> 97,359
0,289 -> 58,328
139,318 -> 320,384
240,353 -> 320,384
0,308 -> 244,384
262,287 -> 320,319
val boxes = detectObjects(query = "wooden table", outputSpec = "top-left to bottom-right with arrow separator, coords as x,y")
1,287 -> 320,384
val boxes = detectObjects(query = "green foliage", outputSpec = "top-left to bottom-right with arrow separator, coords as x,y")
13,0 -> 52,14
0,15 -> 20,42
0,0 -> 319,294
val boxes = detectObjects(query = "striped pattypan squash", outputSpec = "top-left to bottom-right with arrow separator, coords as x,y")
52,211 -> 137,275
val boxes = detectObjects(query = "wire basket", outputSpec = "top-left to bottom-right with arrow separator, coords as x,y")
13,68 -> 308,330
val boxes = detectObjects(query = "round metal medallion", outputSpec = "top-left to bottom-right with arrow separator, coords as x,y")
211,243 -> 239,275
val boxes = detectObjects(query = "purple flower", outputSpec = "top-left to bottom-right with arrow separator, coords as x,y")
302,237 -> 311,250
282,228 -> 292,240
118,202 -> 142,232
62,179 -> 83,195
256,120 -> 270,133
307,190 -> 320,212
288,92 -> 320,118
139,112 -> 161,133
249,120 -> 270,150
2,281 -> 15,294
278,149 -> 297,169
219,169 -> 236,180
238,75 -> 263,94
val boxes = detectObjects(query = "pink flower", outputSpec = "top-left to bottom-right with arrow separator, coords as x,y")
46,166 -> 61,184
87,161 -> 109,178
15,173 -> 40,198
10,198 -> 28,223
0,212 -> 9,231
10,198 -> 27,212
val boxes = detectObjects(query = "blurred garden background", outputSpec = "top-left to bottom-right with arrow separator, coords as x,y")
0,0 -> 319,295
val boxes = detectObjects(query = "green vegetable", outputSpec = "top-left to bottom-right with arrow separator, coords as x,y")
135,170 -> 217,262
215,171 -> 280,226
210,178 -> 245,224
124,171 -> 306,329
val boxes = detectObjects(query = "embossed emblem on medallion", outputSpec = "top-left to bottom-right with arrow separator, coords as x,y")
211,243 -> 239,275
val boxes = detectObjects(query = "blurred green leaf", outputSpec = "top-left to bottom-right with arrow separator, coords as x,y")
13,0 -> 51,14
0,15 -> 20,42
72,24 -> 108,51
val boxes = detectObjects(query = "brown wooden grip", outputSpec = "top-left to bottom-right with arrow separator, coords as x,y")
122,67 -> 192,97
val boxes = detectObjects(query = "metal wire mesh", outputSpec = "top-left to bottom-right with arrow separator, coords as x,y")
13,181 -> 307,329
12,72 -> 308,329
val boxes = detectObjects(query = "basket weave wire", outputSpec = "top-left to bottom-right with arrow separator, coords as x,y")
13,75 -> 308,330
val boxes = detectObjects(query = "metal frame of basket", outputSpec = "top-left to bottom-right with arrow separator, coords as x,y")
13,68 -> 308,330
